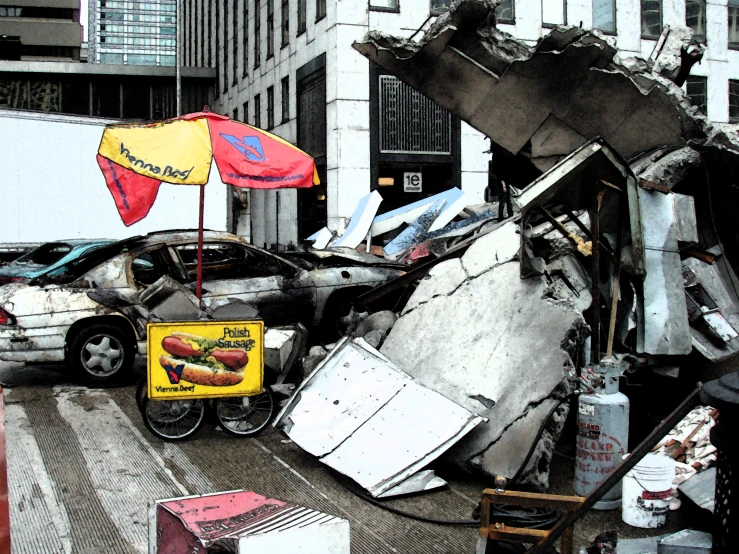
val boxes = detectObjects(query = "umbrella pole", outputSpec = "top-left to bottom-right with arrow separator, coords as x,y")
196,184 -> 205,308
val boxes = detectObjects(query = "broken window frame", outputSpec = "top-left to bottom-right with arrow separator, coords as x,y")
281,75 -> 290,123
593,0 -> 616,35
430,0 -> 451,16
685,75 -> 707,114
729,79 -> 739,124
267,85 -> 275,130
316,0 -> 326,21
641,0 -> 663,40
297,0 -> 306,35
686,0 -> 707,44
541,0 -> 566,28
729,0 -> 739,50
369,0 -> 399,13
267,0 -> 274,60
495,0 -> 514,24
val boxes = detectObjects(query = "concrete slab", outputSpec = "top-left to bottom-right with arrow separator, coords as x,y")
381,230 -> 589,482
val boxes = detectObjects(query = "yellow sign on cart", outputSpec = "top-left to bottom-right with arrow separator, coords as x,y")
147,320 -> 264,400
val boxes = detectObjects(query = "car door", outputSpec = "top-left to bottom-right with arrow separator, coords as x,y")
170,241 -> 315,326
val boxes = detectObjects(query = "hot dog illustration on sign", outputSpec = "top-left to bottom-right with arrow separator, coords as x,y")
160,332 -> 250,387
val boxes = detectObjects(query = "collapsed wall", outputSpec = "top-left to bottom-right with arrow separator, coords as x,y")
380,220 -> 591,488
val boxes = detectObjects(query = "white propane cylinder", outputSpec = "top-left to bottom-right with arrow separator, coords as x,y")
622,453 -> 675,528
574,391 -> 630,510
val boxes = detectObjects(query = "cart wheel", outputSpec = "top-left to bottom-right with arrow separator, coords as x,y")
142,396 -> 205,442
135,378 -> 147,413
214,389 -> 275,437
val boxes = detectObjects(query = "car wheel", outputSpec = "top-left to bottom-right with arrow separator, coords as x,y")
70,324 -> 134,385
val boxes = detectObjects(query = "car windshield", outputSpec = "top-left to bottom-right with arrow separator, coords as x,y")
33,237 -> 143,286
16,243 -> 72,266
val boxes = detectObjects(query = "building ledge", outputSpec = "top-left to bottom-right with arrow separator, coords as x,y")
0,60 -> 215,79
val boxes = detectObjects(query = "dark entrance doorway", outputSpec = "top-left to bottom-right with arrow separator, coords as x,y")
296,54 -> 327,238
370,64 -> 461,214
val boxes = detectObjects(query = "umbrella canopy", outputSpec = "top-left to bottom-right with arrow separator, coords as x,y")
97,110 -> 318,226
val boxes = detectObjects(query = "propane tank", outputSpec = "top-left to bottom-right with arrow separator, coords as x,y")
574,359 -> 630,510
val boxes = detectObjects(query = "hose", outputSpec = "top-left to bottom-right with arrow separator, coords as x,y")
336,474 -> 560,530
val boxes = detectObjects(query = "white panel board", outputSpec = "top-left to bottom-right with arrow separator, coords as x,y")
0,110 -> 227,243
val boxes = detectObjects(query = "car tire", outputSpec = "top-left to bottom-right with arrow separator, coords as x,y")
70,324 -> 135,386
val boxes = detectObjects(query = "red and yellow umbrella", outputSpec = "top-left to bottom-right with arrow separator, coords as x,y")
96,109 -> 319,300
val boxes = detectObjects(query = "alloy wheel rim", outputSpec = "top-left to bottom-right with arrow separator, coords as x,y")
81,334 -> 123,377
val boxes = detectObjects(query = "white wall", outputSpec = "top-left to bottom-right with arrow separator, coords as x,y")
0,110 -> 227,244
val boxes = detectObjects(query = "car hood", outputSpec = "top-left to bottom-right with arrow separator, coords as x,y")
0,283 -> 101,318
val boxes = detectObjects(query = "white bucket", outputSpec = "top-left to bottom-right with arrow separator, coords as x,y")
621,453 -> 675,528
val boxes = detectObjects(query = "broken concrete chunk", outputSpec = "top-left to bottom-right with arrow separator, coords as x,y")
460,218 -> 519,277
363,329 -> 387,350
402,258 -> 468,314
149,291 -> 207,322
354,310 -> 398,338
206,298 -> 260,320
636,147 -> 702,192
138,275 -> 200,309
306,227 -> 334,250
264,328 -> 298,372
309,345 -> 327,357
275,338 -> 484,497
657,529 -> 712,554
382,257 -> 589,485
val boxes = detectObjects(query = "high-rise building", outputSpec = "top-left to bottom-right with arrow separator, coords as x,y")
88,0 -> 177,66
0,0 -> 82,61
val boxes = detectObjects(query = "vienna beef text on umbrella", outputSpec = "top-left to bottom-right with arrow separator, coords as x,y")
96,110 -> 318,301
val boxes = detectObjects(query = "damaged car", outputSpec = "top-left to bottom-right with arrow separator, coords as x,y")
0,230 -> 403,384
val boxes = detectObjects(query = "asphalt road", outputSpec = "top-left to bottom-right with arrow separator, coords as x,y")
0,361 -> 689,554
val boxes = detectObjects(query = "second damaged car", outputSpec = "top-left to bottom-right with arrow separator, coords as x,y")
0,230 -> 403,384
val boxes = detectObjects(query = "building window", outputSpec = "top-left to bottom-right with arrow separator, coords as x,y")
267,86 -> 275,129
298,0 -> 306,34
730,0 -> 739,50
233,108 -> 239,120
641,0 -> 662,39
233,0 -> 238,84
686,0 -> 706,43
370,0 -> 398,11
254,0 -> 261,68
542,0 -> 565,27
281,0 -> 289,47
379,75 -> 451,154
730,80 -> 739,123
495,0 -> 514,23
593,0 -> 616,34
686,76 -> 707,114
316,0 -> 326,21
254,93 -> 261,127
243,101 -> 249,123
243,0 -> 248,76
430,0 -> 450,14
281,76 -> 289,122
208,0 -> 212,67
267,0 -> 274,59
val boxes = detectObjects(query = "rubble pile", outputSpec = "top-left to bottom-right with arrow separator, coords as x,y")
280,0 -> 739,497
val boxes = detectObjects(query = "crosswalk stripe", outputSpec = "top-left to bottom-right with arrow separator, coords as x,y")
5,401 -> 72,554
52,386 -> 191,554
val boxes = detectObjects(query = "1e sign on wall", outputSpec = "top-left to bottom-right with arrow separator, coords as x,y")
403,172 -> 422,193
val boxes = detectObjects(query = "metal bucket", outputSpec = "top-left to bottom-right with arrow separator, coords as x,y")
621,453 -> 675,528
